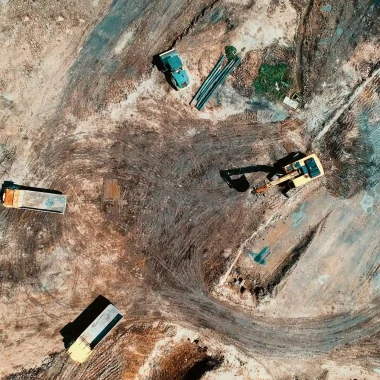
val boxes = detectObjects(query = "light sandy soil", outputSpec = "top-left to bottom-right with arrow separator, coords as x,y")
1,0 -> 380,379
216,183 -> 380,317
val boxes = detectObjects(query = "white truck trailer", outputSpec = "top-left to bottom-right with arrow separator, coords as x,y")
2,185 -> 66,214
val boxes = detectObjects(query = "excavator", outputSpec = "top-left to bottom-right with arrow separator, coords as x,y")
253,153 -> 324,194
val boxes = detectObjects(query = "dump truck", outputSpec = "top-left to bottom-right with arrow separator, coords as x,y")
253,153 -> 324,194
2,185 -> 66,214
158,49 -> 189,90
67,303 -> 123,363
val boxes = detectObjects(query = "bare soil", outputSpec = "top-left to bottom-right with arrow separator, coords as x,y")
1,0 -> 380,379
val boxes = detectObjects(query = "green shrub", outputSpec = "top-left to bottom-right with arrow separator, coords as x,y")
253,63 -> 292,100
225,45 -> 238,61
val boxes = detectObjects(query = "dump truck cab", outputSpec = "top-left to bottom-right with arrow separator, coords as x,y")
158,49 -> 189,90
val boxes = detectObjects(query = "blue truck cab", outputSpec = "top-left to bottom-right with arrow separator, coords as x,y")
158,49 -> 189,90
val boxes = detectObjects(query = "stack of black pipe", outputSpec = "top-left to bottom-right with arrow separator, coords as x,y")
191,54 -> 241,111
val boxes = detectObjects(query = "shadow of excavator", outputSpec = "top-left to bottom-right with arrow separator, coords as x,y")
220,152 -> 306,193
220,165 -> 274,192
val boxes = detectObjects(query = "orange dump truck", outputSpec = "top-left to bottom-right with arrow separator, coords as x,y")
2,186 -> 66,214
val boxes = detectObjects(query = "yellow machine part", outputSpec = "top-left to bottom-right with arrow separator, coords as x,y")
254,153 -> 324,193
287,154 -> 324,188
2,188 -> 17,208
291,175 -> 312,187
67,337 -> 92,364
254,171 -> 298,193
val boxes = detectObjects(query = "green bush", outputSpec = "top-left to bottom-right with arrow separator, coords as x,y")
225,45 -> 238,61
253,63 -> 292,100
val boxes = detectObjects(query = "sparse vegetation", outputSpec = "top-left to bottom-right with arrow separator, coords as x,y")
225,45 -> 238,61
253,63 -> 292,100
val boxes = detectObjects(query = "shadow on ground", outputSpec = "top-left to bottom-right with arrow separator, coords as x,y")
220,152 -> 306,193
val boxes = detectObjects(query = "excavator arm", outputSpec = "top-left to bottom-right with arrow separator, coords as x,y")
253,171 -> 299,193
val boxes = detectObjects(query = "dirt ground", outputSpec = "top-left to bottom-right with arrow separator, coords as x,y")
1,0 -> 380,379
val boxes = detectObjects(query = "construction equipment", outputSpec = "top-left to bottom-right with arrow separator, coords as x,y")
66,303 -> 123,363
191,54 -> 241,110
158,49 -> 189,90
2,184 -> 66,214
253,153 -> 324,194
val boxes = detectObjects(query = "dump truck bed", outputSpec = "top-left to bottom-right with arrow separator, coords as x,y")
67,304 -> 123,363
81,304 -> 122,348
2,188 -> 66,214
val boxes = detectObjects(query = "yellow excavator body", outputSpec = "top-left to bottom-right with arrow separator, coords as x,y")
254,153 -> 324,193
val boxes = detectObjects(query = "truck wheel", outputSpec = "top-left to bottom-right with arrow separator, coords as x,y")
170,77 -> 178,90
